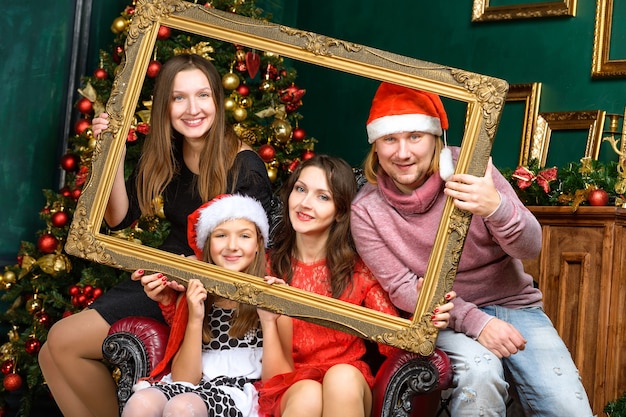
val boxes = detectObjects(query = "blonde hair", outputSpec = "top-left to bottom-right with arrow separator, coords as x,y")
136,54 -> 240,215
362,136 -> 444,185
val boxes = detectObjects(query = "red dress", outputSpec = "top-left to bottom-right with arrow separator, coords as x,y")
257,257 -> 399,416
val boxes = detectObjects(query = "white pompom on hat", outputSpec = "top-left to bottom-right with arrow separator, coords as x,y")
366,82 -> 449,144
187,194 -> 269,259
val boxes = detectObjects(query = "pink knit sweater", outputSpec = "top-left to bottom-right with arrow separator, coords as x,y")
351,149 -> 543,339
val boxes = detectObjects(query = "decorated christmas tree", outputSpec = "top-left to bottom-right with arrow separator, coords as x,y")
0,1 -> 315,415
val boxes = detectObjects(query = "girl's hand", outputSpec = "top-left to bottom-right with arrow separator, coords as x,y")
185,279 -> 207,321
257,307 -> 281,323
92,113 -> 109,137
263,275 -> 287,285
131,269 -> 184,305
431,291 -> 456,329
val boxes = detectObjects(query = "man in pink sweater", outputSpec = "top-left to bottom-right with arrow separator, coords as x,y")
351,82 -> 594,417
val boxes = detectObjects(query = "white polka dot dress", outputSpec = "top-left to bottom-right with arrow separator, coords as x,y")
151,306 -> 263,417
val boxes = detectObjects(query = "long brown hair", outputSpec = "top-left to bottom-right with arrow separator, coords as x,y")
269,154 -> 358,298
362,136 -> 444,185
136,54 -> 241,215
200,222 -> 266,341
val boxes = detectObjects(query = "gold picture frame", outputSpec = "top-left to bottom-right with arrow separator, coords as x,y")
591,0 -> 626,78
507,83 -> 543,166
530,110 -> 607,167
472,0 -> 577,22
64,0 -> 508,355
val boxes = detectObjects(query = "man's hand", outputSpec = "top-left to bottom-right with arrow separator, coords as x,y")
477,317 -> 527,358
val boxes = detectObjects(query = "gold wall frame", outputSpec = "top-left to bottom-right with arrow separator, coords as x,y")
530,110 -> 607,167
591,0 -> 626,78
472,0 -> 577,22
64,0 -> 508,355
507,83 -> 543,166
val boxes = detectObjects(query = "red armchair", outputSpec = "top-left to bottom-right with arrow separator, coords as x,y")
103,316 -> 453,417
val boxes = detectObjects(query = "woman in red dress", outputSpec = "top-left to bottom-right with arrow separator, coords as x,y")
257,154 -> 455,417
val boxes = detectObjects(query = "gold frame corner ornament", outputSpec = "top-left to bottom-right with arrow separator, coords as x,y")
65,0 -> 509,355
591,0 -> 626,78
472,0 -> 577,22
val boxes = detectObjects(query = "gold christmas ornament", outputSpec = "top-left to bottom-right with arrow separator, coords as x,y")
110,16 -> 129,34
259,80 -> 275,93
26,294 -> 42,314
224,97 -> 237,112
235,49 -> 246,62
36,253 -> 72,276
0,342 -> 13,359
271,119 -> 293,143
233,107 -> 248,122
266,165 -> 278,182
8,326 -> 19,343
238,96 -> 253,109
221,72 -> 240,91
3,271 -> 16,284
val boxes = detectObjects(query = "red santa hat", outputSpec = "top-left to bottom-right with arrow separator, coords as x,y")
366,83 -> 449,144
187,194 -> 270,259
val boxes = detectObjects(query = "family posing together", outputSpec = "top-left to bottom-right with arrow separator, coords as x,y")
38,54 -> 594,417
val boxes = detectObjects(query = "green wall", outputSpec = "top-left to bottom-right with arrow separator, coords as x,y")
0,0 -> 128,265
279,1 -> 626,170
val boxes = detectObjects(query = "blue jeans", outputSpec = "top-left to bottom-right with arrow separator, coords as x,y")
436,306 -> 594,417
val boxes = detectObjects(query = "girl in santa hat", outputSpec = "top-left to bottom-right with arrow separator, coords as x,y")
123,194 -> 290,417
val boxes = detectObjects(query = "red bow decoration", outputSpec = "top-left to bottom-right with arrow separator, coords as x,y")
512,166 -> 557,193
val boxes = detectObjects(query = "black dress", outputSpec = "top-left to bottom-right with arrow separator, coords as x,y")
90,146 -> 273,325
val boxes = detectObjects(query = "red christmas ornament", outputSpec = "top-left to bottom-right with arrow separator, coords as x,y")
74,118 -> 91,135
245,51 -> 261,78
288,159 -> 300,173
113,45 -> 124,64
258,144 -> 276,163
157,25 -> 171,40
37,233 -> 58,254
94,67 -> 108,80
62,310 -> 73,318
292,127 -> 306,141
147,60 -> 162,78
36,311 -> 53,329
51,211 -> 70,228
236,84 -> 250,96
588,188 -> 609,206
1,360 -> 14,375
41,206 -> 51,215
71,188 -> 82,201
92,287 -> 104,300
69,285 -> 81,297
301,149 -> 315,161
60,186 -> 72,198
25,336 -> 41,355
76,97 -> 93,115
60,153 -> 80,172
3,373 -> 22,392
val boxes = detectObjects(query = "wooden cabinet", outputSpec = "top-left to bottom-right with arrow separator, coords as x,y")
522,206 -> 626,416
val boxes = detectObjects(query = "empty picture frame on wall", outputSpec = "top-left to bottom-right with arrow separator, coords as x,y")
507,83 -> 543,166
472,0 -> 577,22
592,0 -> 626,78
65,0 -> 509,356
530,110 -> 606,167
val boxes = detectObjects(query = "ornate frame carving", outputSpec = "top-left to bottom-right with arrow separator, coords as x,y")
472,0 -> 577,22
530,110 -> 607,167
65,0 -> 508,355
591,0 -> 626,78
506,83 -> 543,166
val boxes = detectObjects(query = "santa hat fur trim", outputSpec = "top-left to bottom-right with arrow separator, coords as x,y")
366,83 -> 449,143
187,194 -> 269,259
